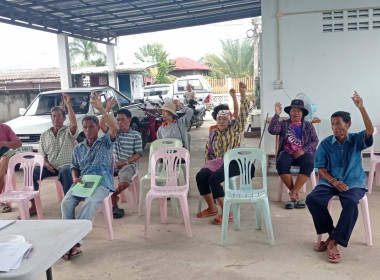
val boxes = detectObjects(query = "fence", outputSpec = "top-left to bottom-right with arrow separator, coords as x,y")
208,77 -> 255,94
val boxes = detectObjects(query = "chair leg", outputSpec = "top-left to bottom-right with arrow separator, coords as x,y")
376,164 -> 380,186
262,198 -> 275,245
232,203 -> 240,230
34,194 -> 44,219
220,199 -> 232,246
359,196 -> 373,246
277,178 -> 284,202
101,197 -> 114,240
138,177 -> 148,216
171,198 -> 180,218
160,198 -> 168,224
178,195 -> 192,237
197,196 -> 203,214
144,195 -> 153,238
127,182 -> 138,213
55,179 -> 64,202
254,202 -> 261,230
18,200 -> 30,220
367,162 -> 375,194
120,189 -> 127,203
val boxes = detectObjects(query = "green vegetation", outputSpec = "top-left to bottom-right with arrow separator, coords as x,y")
69,39 -> 107,67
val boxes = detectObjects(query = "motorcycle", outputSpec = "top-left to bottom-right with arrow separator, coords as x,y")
185,99 -> 206,132
138,98 -> 164,149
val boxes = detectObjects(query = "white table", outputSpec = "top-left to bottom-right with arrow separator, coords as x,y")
0,220 -> 92,280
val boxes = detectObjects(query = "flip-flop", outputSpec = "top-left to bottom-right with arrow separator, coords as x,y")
211,216 -> 233,225
327,251 -> 341,263
197,208 -> 218,218
285,201 -> 295,209
294,200 -> 306,209
313,241 -> 328,252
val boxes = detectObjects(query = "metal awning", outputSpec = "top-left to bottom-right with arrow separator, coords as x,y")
0,0 -> 261,45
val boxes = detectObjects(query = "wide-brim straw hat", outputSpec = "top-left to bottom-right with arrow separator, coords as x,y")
158,102 -> 178,117
284,99 -> 309,117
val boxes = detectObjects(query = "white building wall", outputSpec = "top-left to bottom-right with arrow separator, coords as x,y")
261,0 -> 380,155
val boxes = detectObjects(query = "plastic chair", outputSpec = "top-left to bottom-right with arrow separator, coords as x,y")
41,176 -> 64,201
315,194 -> 372,246
138,138 -> 183,216
367,125 -> 380,194
0,152 -> 44,220
144,147 -> 191,238
119,172 -> 140,213
221,148 -> 275,246
277,167 -> 317,202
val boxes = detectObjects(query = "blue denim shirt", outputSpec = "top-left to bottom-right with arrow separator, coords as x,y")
315,130 -> 373,189
71,133 -> 115,191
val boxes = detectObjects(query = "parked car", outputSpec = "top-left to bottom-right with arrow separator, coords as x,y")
143,84 -> 175,104
173,75 -> 213,111
6,86 -> 146,151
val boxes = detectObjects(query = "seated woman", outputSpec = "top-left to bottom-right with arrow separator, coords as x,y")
196,82 -> 252,225
156,102 -> 193,150
268,99 -> 319,209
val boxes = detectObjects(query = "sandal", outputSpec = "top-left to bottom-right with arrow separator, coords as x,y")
1,203 -> 12,213
211,215 -> 233,225
196,208 -> 218,218
294,200 -> 306,209
313,241 -> 328,252
61,244 -> 83,261
327,251 -> 341,263
285,201 -> 295,209
113,207 -> 125,219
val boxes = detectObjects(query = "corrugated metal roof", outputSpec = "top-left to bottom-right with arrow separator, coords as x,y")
0,0 -> 261,44
174,57 -> 209,71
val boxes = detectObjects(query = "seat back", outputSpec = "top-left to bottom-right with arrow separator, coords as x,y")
150,147 -> 190,192
147,138 -> 182,174
224,148 -> 267,194
370,125 -> 380,158
6,152 -> 44,192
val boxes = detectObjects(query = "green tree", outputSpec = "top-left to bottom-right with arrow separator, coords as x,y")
69,38 -> 106,66
202,39 -> 254,78
134,43 -> 174,83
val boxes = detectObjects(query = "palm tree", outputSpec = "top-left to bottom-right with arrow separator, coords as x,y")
202,39 -> 254,78
69,38 -> 106,66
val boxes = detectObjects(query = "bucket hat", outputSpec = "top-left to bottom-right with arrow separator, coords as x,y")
284,99 -> 309,117
158,102 -> 178,117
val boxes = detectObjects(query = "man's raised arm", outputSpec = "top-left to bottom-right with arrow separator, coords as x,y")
352,91 -> 374,138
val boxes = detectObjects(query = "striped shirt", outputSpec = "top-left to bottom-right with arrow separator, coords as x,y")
113,129 -> 143,167
205,99 -> 249,161
39,125 -> 78,169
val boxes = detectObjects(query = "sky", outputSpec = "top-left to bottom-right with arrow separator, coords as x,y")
0,18 -> 253,70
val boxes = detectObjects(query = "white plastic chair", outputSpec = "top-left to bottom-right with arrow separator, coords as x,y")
139,138 -> 183,216
315,194 -> 372,246
367,125 -> 380,194
144,147 -> 191,238
221,148 -> 275,246
0,152 -> 44,219
277,167 -> 317,202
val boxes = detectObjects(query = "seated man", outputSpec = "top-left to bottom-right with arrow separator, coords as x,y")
61,93 -> 117,260
30,93 -> 78,215
306,91 -> 373,263
0,123 -> 22,213
101,108 -> 142,219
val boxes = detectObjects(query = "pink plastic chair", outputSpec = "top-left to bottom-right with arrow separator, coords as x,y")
0,152 -> 44,219
316,194 -> 372,246
144,147 -> 191,238
41,176 -> 64,201
277,166 -> 317,201
367,125 -> 380,194
119,172 -> 140,213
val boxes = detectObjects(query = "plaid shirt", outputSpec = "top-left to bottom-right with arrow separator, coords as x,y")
205,99 -> 249,161
268,114 -> 319,158
39,125 -> 79,169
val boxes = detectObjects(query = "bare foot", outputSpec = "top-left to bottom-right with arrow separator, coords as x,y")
313,237 -> 330,251
326,240 -> 341,263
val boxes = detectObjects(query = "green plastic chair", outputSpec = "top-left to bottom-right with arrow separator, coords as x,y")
138,138 -> 183,216
220,148 -> 275,246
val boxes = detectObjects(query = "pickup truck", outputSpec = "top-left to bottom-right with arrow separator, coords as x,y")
6,86 -> 146,151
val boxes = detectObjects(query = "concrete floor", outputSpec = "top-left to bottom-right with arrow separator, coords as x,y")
1,112 -> 379,280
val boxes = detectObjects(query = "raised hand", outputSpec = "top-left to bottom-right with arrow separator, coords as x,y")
351,91 -> 364,108
62,93 -> 71,106
229,88 -> 236,99
106,96 -> 116,112
239,82 -> 247,95
275,102 -> 282,115
90,92 -> 104,111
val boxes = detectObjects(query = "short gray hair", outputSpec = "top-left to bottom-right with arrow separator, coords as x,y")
50,106 -> 66,117
82,115 -> 99,126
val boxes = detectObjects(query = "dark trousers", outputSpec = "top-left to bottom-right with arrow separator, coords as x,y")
305,184 -> 366,247
196,160 -> 255,199
33,165 -> 73,195
276,152 -> 314,176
